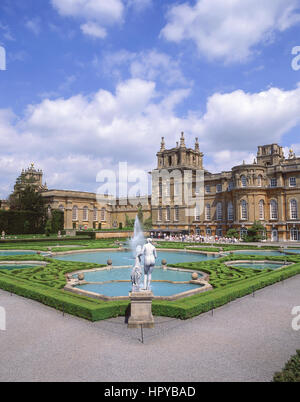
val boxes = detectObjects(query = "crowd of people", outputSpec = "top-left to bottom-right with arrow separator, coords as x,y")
151,232 -> 240,244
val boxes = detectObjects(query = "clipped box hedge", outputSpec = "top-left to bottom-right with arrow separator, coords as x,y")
1,253 -> 300,322
152,262 -> 300,319
0,273 -> 129,321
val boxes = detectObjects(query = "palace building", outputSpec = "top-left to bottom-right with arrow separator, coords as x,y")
7,133 -> 300,242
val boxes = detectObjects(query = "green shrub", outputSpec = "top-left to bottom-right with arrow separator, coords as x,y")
274,350 -> 300,382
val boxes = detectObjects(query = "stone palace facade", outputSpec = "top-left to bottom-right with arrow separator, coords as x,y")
9,133 -> 300,242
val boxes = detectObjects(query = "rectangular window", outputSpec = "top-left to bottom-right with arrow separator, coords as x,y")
216,184 -> 222,193
174,206 -> 179,221
205,185 -> 211,193
270,178 -> 277,188
289,177 -> 296,187
166,206 -> 171,221
158,207 -> 162,221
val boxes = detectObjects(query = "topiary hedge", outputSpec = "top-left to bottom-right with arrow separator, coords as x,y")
153,262 -> 300,319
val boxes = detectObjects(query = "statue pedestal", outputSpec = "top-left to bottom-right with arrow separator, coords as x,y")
128,290 -> 154,329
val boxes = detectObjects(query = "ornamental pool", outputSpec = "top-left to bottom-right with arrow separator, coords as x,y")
0,251 -> 38,256
73,266 -> 202,282
75,281 -> 202,298
0,264 -> 43,271
56,250 -> 217,265
229,262 -> 284,270
227,250 -> 284,257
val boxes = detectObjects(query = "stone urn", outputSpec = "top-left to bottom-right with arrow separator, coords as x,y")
78,273 -> 85,281
191,272 -> 199,280
107,259 -> 113,267
161,259 -> 167,270
36,251 -> 41,255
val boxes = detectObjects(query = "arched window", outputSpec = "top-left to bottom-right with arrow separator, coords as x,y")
72,206 -> 78,221
227,202 -> 234,221
241,175 -> 247,188
259,200 -> 264,220
290,199 -> 298,220
205,204 -> 211,221
270,200 -> 278,220
93,207 -> 98,222
241,200 -> 248,220
257,175 -> 262,187
101,207 -> 106,222
83,206 -> 89,221
216,202 -> 222,221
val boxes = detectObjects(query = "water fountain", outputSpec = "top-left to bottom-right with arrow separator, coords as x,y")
129,215 -> 145,258
128,215 -> 155,328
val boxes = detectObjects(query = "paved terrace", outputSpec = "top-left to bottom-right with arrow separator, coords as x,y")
0,275 -> 300,382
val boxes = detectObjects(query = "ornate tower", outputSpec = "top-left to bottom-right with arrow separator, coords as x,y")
156,132 -> 204,170
14,163 -> 48,193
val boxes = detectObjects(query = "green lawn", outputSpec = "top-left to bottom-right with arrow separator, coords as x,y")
0,238 -> 121,252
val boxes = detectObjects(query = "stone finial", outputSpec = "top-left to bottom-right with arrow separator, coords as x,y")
180,132 -> 186,148
160,137 -> 165,152
195,137 -> 199,151
176,141 -> 179,148
289,148 -> 296,159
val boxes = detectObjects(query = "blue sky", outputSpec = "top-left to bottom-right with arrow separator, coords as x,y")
0,0 -> 300,198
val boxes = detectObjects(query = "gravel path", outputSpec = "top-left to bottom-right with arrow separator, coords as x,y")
0,275 -> 300,382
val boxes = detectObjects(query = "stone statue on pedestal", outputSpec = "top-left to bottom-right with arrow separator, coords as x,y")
142,238 -> 157,290
131,245 -> 142,292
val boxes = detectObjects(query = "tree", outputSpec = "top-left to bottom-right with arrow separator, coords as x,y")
125,214 -> 135,229
51,209 -> 64,233
45,219 -> 52,237
9,185 -> 45,214
242,221 -> 266,242
226,228 -> 239,239
7,173 -> 47,234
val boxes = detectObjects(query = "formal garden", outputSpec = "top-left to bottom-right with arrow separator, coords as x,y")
1,237 -> 300,321
1,180 -> 300,381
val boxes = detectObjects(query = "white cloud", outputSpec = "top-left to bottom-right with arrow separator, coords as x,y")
1,80 -> 300,197
80,21 -> 107,38
161,0 -> 300,63
127,0 -> 152,12
196,85 -> 300,152
102,49 -> 190,87
25,18 -> 41,35
51,0 -> 124,22
51,0 -> 124,38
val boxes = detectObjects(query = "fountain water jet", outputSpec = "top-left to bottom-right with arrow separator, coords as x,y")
130,215 -> 145,258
